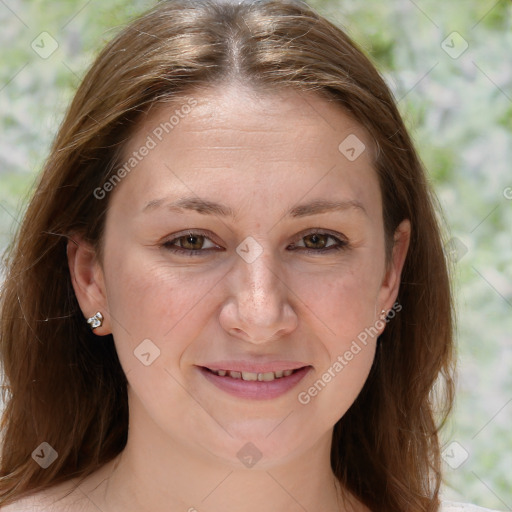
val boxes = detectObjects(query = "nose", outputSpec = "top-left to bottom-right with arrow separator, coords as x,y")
218,247 -> 298,344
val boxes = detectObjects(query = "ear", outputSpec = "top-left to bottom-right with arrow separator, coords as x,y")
67,234 -> 111,336
377,219 -> 411,314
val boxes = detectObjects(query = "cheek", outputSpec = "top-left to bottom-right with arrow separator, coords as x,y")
290,259 -> 382,421
292,257 -> 384,340
102,245 -> 223,366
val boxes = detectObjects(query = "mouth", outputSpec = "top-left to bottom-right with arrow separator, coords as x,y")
197,364 -> 312,400
203,367 -> 301,381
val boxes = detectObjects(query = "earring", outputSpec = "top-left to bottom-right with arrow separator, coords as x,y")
380,309 -> 387,320
87,312 -> 104,330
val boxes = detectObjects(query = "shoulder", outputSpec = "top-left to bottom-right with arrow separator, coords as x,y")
0,480 -> 90,512
1,457 -> 120,511
440,501 -> 504,512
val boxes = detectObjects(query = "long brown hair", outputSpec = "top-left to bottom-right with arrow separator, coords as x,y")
0,1 -> 455,510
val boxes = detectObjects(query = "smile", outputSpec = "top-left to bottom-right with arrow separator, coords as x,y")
207,368 -> 297,381
198,365 -> 312,400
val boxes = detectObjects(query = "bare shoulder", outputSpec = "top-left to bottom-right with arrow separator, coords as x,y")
440,501 -> 504,512
0,458 -> 120,512
0,479 -> 91,512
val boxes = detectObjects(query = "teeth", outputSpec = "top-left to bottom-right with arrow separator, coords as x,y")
210,368 -> 298,380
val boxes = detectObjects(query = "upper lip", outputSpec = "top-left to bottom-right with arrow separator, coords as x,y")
199,361 -> 310,373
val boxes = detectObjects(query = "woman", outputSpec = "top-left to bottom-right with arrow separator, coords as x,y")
0,0 -> 500,511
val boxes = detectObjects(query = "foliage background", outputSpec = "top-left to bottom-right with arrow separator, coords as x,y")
1,0 -> 511,509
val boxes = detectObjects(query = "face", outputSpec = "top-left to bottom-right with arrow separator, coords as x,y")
70,84 -> 409,467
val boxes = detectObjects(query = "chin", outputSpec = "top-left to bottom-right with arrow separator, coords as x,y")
195,420 -> 319,469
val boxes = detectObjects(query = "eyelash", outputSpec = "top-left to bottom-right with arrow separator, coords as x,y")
161,229 -> 349,256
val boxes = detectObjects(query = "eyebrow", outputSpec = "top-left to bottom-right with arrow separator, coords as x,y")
142,196 -> 367,218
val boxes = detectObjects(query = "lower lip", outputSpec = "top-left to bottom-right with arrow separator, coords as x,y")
198,366 -> 311,400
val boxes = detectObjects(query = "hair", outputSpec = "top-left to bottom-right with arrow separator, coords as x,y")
0,0 -> 455,510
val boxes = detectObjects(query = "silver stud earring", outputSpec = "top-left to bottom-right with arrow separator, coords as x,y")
87,312 -> 104,330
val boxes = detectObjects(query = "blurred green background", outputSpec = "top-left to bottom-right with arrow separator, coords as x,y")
1,0 -> 511,509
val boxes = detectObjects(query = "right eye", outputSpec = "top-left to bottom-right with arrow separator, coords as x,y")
162,231 -> 221,255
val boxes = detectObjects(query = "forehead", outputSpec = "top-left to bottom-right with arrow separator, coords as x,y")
113,84 -> 381,219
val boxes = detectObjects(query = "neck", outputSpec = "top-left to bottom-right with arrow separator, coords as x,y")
77,399 -> 358,512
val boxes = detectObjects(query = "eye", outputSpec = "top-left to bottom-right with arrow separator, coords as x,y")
290,231 -> 348,253
162,231 -> 220,254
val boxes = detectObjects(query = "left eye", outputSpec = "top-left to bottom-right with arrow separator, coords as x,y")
293,233 -> 342,250
292,233 -> 348,253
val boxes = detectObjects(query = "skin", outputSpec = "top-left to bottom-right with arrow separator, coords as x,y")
4,84 -> 410,511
